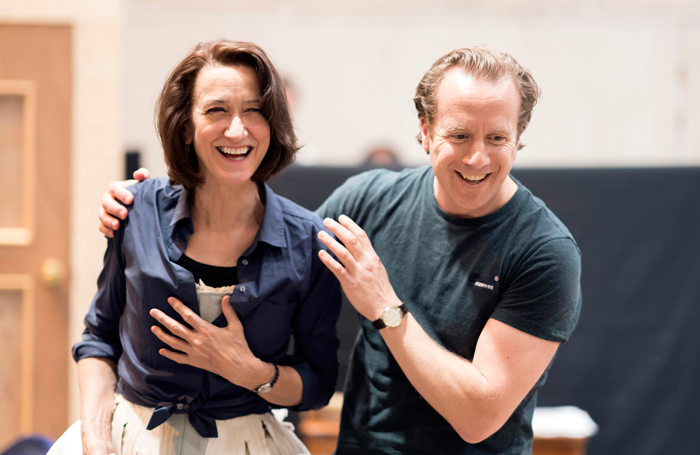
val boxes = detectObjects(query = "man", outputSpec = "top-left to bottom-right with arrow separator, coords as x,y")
99,47 -> 581,454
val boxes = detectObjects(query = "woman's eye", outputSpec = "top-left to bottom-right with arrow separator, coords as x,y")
246,107 -> 262,113
205,107 -> 225,114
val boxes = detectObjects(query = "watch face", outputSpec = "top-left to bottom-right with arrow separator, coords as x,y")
256,384 -> 273,394
383,306 -> 403,328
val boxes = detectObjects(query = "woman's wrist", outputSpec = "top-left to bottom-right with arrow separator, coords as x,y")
243,360 -> 276,391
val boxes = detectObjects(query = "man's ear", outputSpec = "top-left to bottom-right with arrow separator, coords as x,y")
419,117 -> 430,153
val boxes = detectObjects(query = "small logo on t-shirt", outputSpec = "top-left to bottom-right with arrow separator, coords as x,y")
469,273 -> 498,291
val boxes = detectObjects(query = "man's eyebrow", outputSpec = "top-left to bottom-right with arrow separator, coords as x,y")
443,125 -> 471,134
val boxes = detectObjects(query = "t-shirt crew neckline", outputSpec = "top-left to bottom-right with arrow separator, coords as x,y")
427,169 -> 526,227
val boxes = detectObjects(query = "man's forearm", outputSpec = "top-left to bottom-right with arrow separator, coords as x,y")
380,314 -> 558,444
380,314 -> 499,442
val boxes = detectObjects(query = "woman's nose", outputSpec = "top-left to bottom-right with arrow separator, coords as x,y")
225,116 -> 247,139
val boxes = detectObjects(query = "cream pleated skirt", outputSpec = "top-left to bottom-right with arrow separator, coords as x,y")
48,395 -> 310,455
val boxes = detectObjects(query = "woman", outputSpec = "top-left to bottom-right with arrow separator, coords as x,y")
50,40 -> 341,455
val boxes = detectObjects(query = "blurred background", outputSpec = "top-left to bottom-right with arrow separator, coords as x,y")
1,0 -> 699,454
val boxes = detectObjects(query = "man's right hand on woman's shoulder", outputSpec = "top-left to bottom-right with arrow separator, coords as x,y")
98,168 -> 151,238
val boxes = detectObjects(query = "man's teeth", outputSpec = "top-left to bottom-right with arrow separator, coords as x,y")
459,172 -> 487,182
218,146 -> 249,155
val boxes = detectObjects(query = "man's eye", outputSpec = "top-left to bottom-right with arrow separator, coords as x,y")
453,134 -> 467,140
492,136 -> 505,142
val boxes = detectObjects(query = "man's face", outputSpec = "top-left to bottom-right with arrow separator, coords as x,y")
421,70 -> 520,218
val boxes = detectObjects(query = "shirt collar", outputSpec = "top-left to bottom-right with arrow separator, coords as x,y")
167,183 -> 287,248
169,186 -> 191,227
257,183 -> 287,248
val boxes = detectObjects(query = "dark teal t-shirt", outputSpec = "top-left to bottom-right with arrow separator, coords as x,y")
316,166 -> 582,455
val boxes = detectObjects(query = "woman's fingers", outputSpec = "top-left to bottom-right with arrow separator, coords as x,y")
149,308 -> 191,340
151,325 -> 189,352
157,347 -> 189,365
221,296 -> 243,330
167,297 -> 205,331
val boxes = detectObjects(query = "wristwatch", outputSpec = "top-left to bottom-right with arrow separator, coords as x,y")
254,364 -> 279,394
372,304 -> 409,330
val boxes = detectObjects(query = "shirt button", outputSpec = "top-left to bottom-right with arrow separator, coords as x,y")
176,403 -> 184,410
241,259 -> 248,266
240,285 -> 246,292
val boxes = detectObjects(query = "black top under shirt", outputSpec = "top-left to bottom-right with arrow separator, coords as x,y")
177,254 -> 239,288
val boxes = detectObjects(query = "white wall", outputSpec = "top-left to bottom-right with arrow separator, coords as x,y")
0,0 -> 124,423
123,0 -> 700,175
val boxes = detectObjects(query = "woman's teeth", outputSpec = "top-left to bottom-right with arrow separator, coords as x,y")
458,171 -> 487,183
217,146 -> 250,160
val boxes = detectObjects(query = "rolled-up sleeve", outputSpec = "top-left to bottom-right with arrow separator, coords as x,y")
280,231 -> 342,411
72,226 -> 127,363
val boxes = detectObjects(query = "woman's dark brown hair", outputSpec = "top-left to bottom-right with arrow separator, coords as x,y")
156,40 -> 298,189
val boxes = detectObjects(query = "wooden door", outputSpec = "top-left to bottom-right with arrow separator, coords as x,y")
0,24 -> 72,448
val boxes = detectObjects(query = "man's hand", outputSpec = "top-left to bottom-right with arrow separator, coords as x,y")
98,168 -> 151,238
317,215 -> 402,321
150,296 -> 272,391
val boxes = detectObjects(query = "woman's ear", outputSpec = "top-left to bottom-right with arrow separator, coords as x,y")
183,122 -> 193,145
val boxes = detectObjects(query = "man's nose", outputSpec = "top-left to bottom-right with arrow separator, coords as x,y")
463,141 -> 489,168
225,116 -> 247,139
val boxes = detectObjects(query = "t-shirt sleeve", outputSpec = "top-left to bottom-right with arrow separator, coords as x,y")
491,237 -> 582,343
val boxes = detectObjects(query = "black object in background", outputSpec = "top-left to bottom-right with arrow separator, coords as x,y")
269,165 -> 700,455
125,150 -> 141,181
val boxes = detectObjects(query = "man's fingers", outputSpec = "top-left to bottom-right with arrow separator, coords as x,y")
98,219 -> 115,238
151,325 -> 189,352
318,231 -> 357,272
107,180 -> 135,206
133,167 -> 151,181
318,249 -> 349,281
337,215 -> 373,250
322,218 -> 365,260
98,204 -> 121,231
102,188 -> 129,220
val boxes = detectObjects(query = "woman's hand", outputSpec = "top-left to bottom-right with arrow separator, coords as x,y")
77,358 -> 118,455
150,296 -> 271,390
98,168 -> 151,238
81,425 -> 115,455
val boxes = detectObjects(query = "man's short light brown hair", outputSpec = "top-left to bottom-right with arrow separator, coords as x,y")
156,40 -> 298,190
413,46 -> 541,149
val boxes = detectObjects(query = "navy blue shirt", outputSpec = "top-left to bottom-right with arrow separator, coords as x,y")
73,178 -> 342,438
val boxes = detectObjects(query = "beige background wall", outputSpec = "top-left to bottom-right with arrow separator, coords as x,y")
123,0 -> 700,173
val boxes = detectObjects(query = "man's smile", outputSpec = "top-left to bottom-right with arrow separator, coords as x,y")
456,170 -> 489,184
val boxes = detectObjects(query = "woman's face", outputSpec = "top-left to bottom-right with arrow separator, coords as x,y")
187,64 -> 271,188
